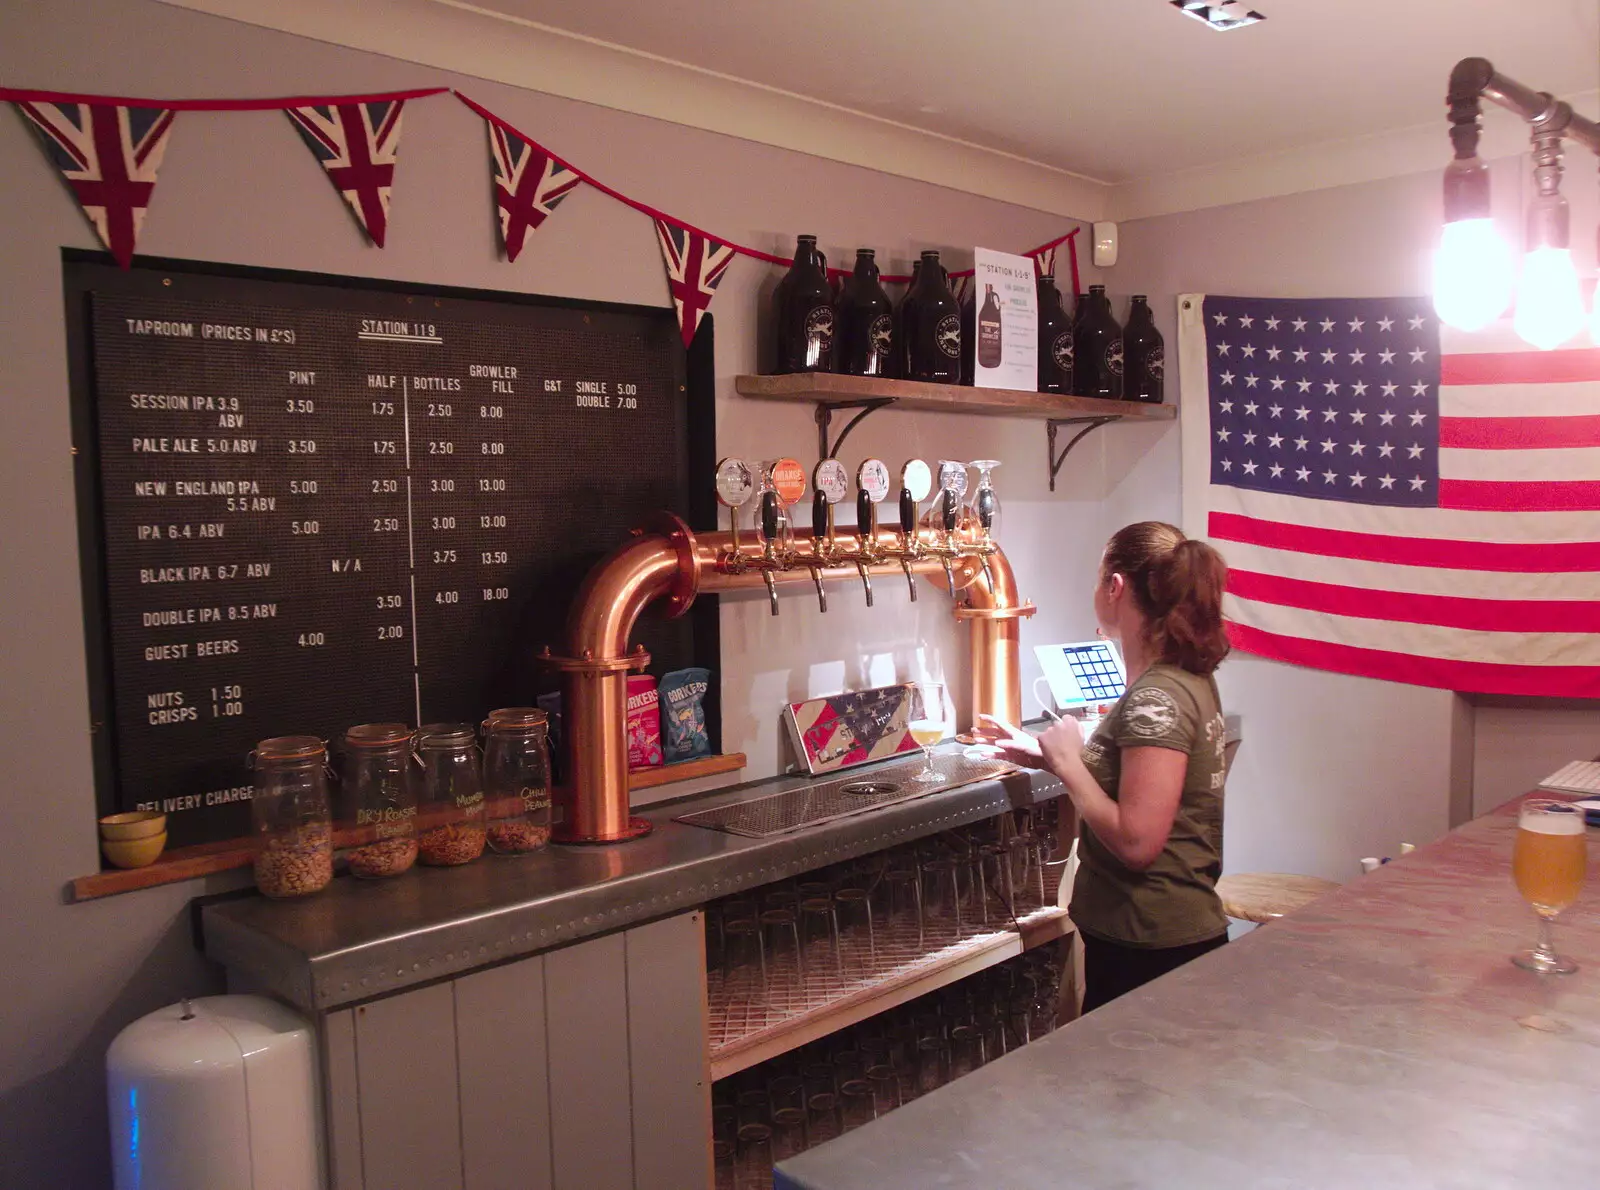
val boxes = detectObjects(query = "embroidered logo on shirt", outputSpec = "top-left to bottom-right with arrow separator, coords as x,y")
1121,687 -> 1181,739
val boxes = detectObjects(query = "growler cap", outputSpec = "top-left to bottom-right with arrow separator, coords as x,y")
255,735 -> 325,762
345,723 -> 412,748
416,722 -> 476,748
900,459 -> 933,503
769,458 -> 807,505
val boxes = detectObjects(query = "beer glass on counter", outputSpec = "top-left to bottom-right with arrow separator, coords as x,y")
1511,798 -> 1587,974
907,680 -> 950,784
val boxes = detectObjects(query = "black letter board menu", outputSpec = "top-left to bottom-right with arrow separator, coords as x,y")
66,258 -> 717,847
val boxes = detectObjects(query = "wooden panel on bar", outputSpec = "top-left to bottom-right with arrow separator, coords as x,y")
71,753 -> 748,901
734,373 -> 1177,421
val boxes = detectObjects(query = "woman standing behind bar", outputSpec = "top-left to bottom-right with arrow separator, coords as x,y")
983,522 -> 1231,1012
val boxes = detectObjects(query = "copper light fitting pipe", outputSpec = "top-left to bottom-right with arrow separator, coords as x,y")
544,513 -> 1034,844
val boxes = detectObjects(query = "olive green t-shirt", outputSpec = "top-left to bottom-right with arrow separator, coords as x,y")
1070,662 -> 1228,949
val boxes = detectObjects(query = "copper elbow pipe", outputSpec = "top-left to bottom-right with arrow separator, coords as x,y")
551,515 -> 1032,844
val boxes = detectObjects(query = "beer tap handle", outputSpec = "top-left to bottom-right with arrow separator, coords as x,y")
807,488 -> 829,613
940,487 -> 959,532
898,459 -> 932,603
899,487 -> 916,538
715,457 -> 755,572
760,489 -> 780,547
853,458 -> 889,610
977,486 -> 998,534
857,488 -> 876,546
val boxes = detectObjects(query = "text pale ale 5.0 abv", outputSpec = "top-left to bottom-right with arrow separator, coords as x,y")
772,234 -> 835,373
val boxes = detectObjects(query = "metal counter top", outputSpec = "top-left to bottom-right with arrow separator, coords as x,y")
776,800 -> 1600,1190
200,751 -> 1062,1013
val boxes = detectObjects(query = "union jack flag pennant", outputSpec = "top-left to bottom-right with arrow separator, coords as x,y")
285,100 -> 407,247
1032,243 -> 1057,279
654,218 -> 735,348
14,101 -> 175,268
482,116 -> 581,262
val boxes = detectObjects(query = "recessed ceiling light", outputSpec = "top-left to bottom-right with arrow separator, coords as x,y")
1170,1 -> 1265,31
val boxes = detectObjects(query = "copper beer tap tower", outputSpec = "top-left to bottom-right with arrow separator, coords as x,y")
541,456 -> 1033,844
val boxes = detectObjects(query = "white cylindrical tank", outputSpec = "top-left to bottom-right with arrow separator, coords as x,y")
107,994 -> 323,1190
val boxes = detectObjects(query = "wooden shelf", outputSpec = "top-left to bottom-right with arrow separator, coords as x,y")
70,752 -> 748,902
631,751 -> 747,790
734,372 -> 1176,422
707,899 -> 1074,1081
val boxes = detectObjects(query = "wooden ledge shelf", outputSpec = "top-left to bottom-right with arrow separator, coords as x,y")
69,752 -> 747,902
734,372 -> 1177,422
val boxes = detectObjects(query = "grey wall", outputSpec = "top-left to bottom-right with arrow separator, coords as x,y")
0,2 -> 1164,1186
1117,165 -> 1600,877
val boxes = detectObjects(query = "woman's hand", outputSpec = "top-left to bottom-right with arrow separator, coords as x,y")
1036,716 -> 1086,775
974,714 -> 1042,767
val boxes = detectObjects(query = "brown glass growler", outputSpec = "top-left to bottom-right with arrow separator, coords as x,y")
1036,275 -> 1072,393
836,249 -> 895,376
977,284 -> 1004,370
1122,295 -> 1165,403
772,234 -> 835,373
895,258 -> 923,379
1072,284 -> 1122,398
959,283 -> 976,385
903,250 -> 961,384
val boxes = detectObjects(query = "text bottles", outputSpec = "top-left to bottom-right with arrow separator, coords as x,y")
1073,285 -> 1122,399
1122,295 -> 1165,404
1036,275 -> 1072,394
772,234 -> 836,374
836,249 -> 895,376
903,251 -> 961,384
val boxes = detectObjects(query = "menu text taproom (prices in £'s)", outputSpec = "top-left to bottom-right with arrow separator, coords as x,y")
84,277 -> 691,847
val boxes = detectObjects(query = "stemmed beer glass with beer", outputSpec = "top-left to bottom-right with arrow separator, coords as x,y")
1511,799 -> 1588,974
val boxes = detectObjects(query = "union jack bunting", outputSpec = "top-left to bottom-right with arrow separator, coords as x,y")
481,116 -> 581,262
1032,243 -> 1057,279
285,100 -> 407,247
15,101 -> 174,268
654,218 -> 734,348
949,273 -> 972,306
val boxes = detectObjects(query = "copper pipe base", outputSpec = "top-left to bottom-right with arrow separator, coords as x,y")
553,816 -> 653,845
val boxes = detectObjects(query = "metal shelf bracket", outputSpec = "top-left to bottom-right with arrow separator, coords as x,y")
1047,416 -> 1119,492
816,398 -> 897,460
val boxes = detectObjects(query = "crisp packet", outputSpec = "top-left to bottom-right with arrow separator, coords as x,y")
626,674 -> 663,769
660,667 -> 712,762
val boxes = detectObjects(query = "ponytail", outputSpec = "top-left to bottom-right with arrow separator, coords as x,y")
1102,522 -> 1230,675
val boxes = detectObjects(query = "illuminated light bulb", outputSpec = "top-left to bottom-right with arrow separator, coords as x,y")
1514,246 -> 1585,350
1432,219 -> 1514,332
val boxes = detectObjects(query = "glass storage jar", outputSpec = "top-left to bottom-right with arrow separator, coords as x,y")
415,722 -> 487,866
482,707 -> 552,854
250,735 -> 334,899
340,723 -> 419,878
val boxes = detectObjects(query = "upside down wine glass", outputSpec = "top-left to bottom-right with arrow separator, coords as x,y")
907,681 -> 949,784
1511,798 -> 1587,974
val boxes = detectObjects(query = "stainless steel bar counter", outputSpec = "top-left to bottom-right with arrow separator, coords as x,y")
776,798 -> 1600,1190
200,753 -> 1062,1013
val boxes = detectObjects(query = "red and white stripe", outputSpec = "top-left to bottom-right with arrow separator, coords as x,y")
1186,306 -> 1600,697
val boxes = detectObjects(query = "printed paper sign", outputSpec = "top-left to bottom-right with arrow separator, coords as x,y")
973,247 -> 1038,391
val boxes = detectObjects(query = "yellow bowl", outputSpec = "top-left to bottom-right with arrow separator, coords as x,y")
102,832 -> 167,869
99,811 -> 167,841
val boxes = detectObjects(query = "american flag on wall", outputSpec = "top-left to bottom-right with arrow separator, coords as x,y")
1179,294 -> 1600,698
14,101 -> 175,267
285,101 -> 408,247
654,218 -> 734,348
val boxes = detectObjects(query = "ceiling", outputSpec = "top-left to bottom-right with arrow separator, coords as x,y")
467,0 -> 1600,184
158,0 -> 1600,219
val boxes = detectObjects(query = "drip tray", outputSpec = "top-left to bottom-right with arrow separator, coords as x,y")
673,754 -> 1017,839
